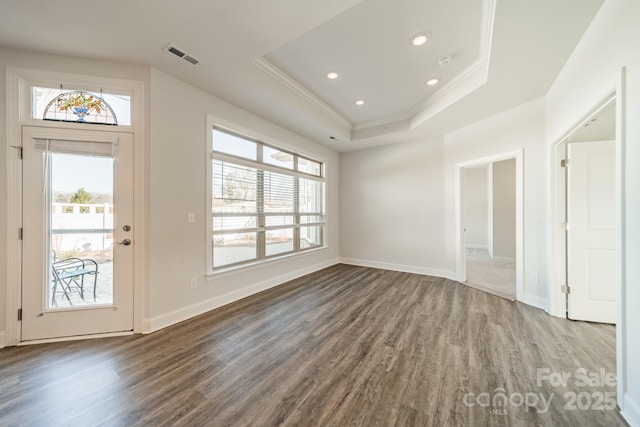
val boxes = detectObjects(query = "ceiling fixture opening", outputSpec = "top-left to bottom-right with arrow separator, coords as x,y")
437,55 -> 452,67
411,33 -> 429,47
355,100 -> 365,106
426,78 -> 439,86
327,71 -> 339,80
164,43 -> 200,66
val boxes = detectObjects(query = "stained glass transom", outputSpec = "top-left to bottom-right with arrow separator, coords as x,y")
43,91 -> 118,125
33,86 -> 131,126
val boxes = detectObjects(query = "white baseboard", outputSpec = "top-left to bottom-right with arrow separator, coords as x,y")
0,332 -> 6,349
623,393 -> 640,427
142,319 -> 151,334
492,256 -> 516,263
339,257 -> 456,281
465,244 -> 488,250
148,258 -> 339,333
520,293 -> 548,311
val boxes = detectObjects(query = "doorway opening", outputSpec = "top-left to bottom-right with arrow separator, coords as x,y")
455,150 -> 523,301
463,159 -> 517,299
552,95 -> 617,323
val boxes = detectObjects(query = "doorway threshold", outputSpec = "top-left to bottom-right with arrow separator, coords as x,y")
462,281 -> 516,301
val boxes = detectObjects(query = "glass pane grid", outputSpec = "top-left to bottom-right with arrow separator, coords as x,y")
211,131 -> 326,269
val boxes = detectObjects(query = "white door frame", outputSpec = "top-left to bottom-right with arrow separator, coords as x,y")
4,67 -> 147,345
455,149 -> 524,301
548,91 -> 617,318
548,86 -> 625,409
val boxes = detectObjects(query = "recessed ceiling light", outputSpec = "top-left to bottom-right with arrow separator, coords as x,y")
327,71 -> 339,80
355,100 -> 365,106
426,78 -> 439,86
411,33 -> 429,47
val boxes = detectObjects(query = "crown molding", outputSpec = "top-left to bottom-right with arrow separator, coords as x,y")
408,0 -> 495,128
352,111 -> 412,132
253,0 -> 495,141
351,0 -> 496,138
253,58 -> 353,129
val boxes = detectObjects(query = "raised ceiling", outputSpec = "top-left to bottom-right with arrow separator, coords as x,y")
265,0 -> 487,130
0,0 -> 604,151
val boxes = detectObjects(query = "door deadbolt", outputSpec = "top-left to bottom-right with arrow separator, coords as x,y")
123,225 -> 131,232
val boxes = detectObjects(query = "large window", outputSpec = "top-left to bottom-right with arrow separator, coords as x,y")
210,127 -> 325,270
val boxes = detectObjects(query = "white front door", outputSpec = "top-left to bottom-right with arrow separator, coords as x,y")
21,126 -> 134,341
567,140 -> 616,323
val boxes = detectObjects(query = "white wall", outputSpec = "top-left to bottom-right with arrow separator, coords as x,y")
545,0 -> 640,424
0,51 -> 339,344
492,158 -> 516,259
463,168 -> 488,248
148,69 -> 339,330
339,137 -> 449,277
444,98 -> 547,305
339,98 -> 545,301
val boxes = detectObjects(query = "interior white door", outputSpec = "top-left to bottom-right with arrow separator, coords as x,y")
21,126 -> 134,341
567,140 -> 616,323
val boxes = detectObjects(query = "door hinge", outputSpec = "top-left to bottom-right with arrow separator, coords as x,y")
562,222 -> 570,231
18,228 -> 23,240
561,159 -> 569,167
561,285 -> 570,294
18,308 -> 22,321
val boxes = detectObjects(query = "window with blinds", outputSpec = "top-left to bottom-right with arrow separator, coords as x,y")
210,127 -> 325,270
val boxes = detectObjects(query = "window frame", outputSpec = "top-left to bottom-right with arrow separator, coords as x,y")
20,76 -> 137,132
206,120 -> 326,275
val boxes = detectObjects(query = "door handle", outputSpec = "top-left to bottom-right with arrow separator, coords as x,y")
115,239 -> 132,246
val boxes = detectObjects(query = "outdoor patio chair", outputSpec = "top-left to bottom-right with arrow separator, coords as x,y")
51,258 -> 99,305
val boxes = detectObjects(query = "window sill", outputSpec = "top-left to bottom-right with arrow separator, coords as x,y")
206,246 -> 328,281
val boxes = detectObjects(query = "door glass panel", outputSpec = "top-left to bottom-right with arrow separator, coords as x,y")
48,153 -> 114,308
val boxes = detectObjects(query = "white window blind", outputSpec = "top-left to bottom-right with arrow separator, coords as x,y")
34,137 -> 118,157
210,127 -> 325,270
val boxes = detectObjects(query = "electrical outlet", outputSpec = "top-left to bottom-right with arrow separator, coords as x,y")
189,278 -> 198,290
531,272 -> 539,284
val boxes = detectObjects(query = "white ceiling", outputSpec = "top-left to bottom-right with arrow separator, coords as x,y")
0,0 -> 604,152
569,101 -> 616,143
266,0 -> 483,127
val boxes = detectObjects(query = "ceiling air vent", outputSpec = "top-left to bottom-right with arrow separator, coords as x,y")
164,44 -> 200,66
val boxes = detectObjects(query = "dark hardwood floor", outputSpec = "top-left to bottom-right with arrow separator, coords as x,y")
0,264 -> 627,426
